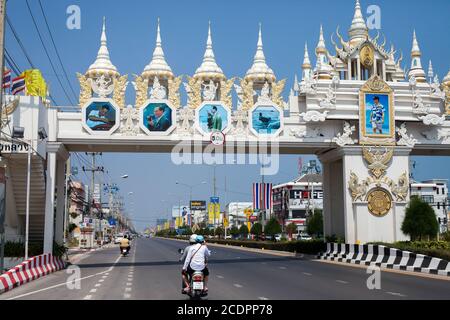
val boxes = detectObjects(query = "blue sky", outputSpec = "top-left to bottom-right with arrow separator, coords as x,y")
5,0 -> 450,230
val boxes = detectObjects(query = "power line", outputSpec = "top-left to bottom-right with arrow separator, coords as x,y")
5,15 -> 35,69
37,0 -> 78,102
24,0 -> 74,106
4,47 -> 21,75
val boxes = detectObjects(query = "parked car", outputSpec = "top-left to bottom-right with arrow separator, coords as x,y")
274,234 -> 282,242
224,235 -> 232,240
297,233 -> 312,241
114,233 -> 124,244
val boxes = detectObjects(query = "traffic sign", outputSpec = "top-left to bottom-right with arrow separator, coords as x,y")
210,131 -> 225,146
210,197 -> 220,204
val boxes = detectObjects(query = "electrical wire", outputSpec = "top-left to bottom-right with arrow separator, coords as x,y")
37,0 -> 78,102
5,15 -> 36,69
24,0 -> 75,105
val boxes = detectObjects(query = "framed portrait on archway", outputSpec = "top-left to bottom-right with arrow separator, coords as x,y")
82,98 -> 120,135
359,75 -> 395,145
139,100 -> 176,136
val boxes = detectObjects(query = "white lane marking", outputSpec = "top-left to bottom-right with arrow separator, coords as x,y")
83,295 -> 92,300
98,279 -> 105,283
303,272 -> 312,276
95,283 -> 102,287
6,254 -> 123,300
233,284 -> 243,288
102,275 -> 108,279
216,275 -> 224,279
89,289 -> 97,293
126,282 -> 132,286
258,297 -> 269,300
279,266 -> 287,270
336,280 -> 349,284
386,291 -> 407,297
124,293 -> 131,299
261,262 -> 267,265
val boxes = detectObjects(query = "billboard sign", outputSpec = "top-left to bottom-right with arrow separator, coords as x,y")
190,200 -> 207,211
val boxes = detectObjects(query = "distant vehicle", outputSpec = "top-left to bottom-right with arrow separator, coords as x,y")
224,235 -> 232,240
297,233 -> 312,241
114,233 -> 124,244
274,234 -> 282,242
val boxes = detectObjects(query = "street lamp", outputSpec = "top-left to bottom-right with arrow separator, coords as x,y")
175,181 -> 207,204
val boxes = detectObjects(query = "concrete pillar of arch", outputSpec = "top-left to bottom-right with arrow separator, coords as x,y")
44,143 -> 69,254
319,146 -> 411,244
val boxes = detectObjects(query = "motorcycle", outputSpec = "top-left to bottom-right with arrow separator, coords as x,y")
189,271 -> 207,300
121,246 -> 130,257
178,249 -> 208,300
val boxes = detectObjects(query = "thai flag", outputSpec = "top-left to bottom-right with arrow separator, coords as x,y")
264,183 -> 273,210
253,183 -> 260,210
12,75 -> 26,95
2,69 -> 11,89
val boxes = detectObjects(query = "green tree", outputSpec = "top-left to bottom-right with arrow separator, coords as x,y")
402,196 -> 439,241
184,227 -> 193,236
239,224 -> 249,238
230,226 -> 239,238
307,210 -> 324,238
286,223 -> 298,239
264,218 -> 282,239
215,227 -> 224,238
250,223 -> 263,238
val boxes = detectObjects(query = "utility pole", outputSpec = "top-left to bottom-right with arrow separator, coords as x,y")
82,152 -> 104,246
0,0 -> 7,274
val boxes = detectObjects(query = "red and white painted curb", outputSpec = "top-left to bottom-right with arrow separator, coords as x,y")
0,253 -> 67,294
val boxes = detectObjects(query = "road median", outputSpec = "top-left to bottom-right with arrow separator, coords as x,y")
155,236 -> 318,259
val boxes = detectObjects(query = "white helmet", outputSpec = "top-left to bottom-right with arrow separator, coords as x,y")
189,234 -> 198,244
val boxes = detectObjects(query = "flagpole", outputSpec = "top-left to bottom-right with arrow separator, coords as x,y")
0,0 -> 7,275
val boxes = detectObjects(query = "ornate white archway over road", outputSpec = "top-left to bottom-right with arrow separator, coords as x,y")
15,1 -> 448,251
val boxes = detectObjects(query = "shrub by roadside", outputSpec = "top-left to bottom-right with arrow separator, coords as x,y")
369,241 -> 450,262
161,236 -> 326,255
4,241 -> 67,258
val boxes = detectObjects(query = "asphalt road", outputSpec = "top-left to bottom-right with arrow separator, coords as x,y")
1,237 -> 450,300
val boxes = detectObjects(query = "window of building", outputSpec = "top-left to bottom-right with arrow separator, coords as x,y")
421,195 -> 434,204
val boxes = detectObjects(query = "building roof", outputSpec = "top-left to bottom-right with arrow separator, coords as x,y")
274,174 -> 323,189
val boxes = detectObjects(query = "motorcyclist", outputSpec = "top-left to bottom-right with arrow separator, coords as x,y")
182,235 -> 210,294
120,234 -> 131,255
179,234 -> 198,294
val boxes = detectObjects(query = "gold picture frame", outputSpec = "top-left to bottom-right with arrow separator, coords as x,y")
359,75 -> 395,145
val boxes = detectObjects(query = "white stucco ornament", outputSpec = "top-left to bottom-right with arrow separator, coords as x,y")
300,110 -> 329,122
396,123 -> 418,147
177,107 -> 195,135
412,91 -> 430,115
231,109 -> 248,136
202,80 -> 219,101
290,126 -> 323,139
419,114 -> 445,126
149,77 -> 167,100
90,75 -> 114,98
120,105 -> 140,136
257,81 -> 272,104
333,121 -> 357,147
